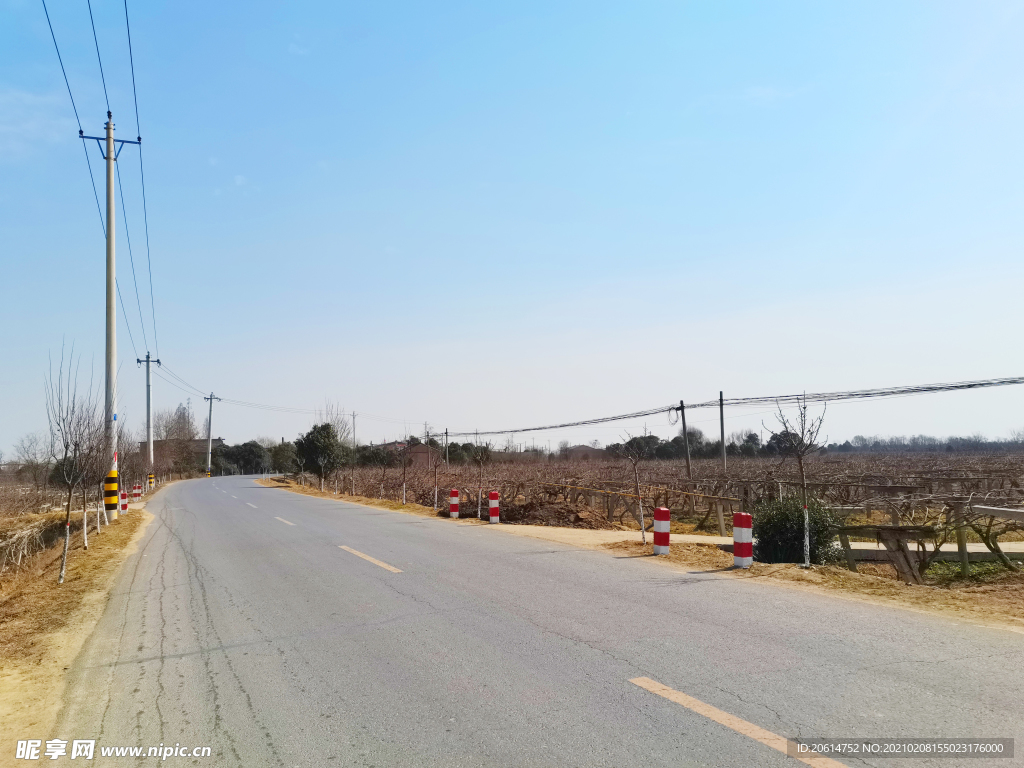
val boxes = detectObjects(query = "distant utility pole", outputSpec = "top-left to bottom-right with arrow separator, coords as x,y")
719,391 -> 727,473
679,400 -> 692,480
204,393 -> 221,476
137,352 -> 161,468
351,412 -> 356,449
80,113 -> 138,518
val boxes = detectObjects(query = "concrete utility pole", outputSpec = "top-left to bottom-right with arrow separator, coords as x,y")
679,400 -> 692,480
719,391 -> 727,474
137,352 -> 161,468
81,114 -> 138,518
204,393 -> 221,476
104,115 -> 117,479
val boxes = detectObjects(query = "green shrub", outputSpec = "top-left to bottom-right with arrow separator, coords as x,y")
752,496 -> 842,565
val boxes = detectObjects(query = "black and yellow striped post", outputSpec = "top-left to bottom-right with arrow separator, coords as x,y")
147,472 -> 155,491
104,469 -> 119,520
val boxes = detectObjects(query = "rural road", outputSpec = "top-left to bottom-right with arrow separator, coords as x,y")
56,477 -> 1023,767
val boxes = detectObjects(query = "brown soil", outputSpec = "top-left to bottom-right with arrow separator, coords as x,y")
257,476 -> 444,518
500,499 -> 620,529
602,539 -> 736,569
0,507 -> 152,755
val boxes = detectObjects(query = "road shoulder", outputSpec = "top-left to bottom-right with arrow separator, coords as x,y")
0,505 -> 153,756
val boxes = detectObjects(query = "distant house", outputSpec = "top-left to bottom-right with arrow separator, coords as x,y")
407,443 -> 440,468
374,441 -> 408,452
566,445 -> 607,461
373,441 -> 440,468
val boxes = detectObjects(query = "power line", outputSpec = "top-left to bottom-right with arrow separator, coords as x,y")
449,376 -> 1024,437
114,162 -> 149,351
122,0 -> 159,357
85,0 -> 110,112
40,0 -> 106,237
158,364 -> 207,397
152,369 -> 201,399
115,279 -> 139,359
690,377 -> 1024,410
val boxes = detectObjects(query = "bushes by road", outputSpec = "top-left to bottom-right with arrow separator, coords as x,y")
752,496 -> 842,565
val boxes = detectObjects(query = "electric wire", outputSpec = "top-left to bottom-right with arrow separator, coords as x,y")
114,162 -> 149,351
40,0 -> 105,236
449,376 -> 1024,437
40,0 -> 143,364
158,364 -> 207,397
115,280 -> 139,359
85,0 -> 110,112
122,0 -> 158,357
152,370 -> 202,399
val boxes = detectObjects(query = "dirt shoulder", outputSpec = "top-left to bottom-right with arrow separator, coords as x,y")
257,476 -> 445,518
260,476 -> 1024,634
0,505 -> 153,752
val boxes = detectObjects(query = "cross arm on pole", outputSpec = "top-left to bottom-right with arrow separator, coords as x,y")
80,131 -> 140,160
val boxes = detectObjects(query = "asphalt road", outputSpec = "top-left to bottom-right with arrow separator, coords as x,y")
56,477 -> 1023,767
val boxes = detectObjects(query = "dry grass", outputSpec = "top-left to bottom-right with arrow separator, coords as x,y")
257,476 -> 442,519
0,506 -> 152,747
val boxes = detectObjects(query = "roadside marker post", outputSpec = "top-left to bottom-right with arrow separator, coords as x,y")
120,490 -> 128,514
733,512 -> 752,568
449,489 -> 460,519
132,483 -> 141,501
104,470 -> 119,521
653,507 -> 670,555
488,491 -> 499,523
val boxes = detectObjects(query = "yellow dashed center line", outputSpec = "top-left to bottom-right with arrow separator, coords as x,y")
274,517 -> 296,526
338,546 -> 402,573
629,677 -> 848,768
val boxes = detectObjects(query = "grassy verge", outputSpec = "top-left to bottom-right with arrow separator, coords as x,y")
256,476 -> 447,519
0,507 -> 152,747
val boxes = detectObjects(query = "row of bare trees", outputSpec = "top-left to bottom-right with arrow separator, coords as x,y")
5,345 -> 147,583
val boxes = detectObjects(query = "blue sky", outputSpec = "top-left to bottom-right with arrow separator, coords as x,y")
2,0 -> 1023,453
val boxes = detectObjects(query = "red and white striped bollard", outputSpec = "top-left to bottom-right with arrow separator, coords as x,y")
133,483 -> 141,501
449,489 -> 460,519
488,491 -> 499,523
653,507 -> 670,555
120,490 -> 128,513
733,512 -> 752,568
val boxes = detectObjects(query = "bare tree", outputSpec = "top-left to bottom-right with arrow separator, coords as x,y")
78,410 -> 108,541
318,401 -> 353,446
617,433 -> 653,545
153,407 -> 174,439
764,397 -> 826,568
428,440 -> 445,512
471,442 -> 493,517
15,432 -> 52,500
44,345 -> 98,584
